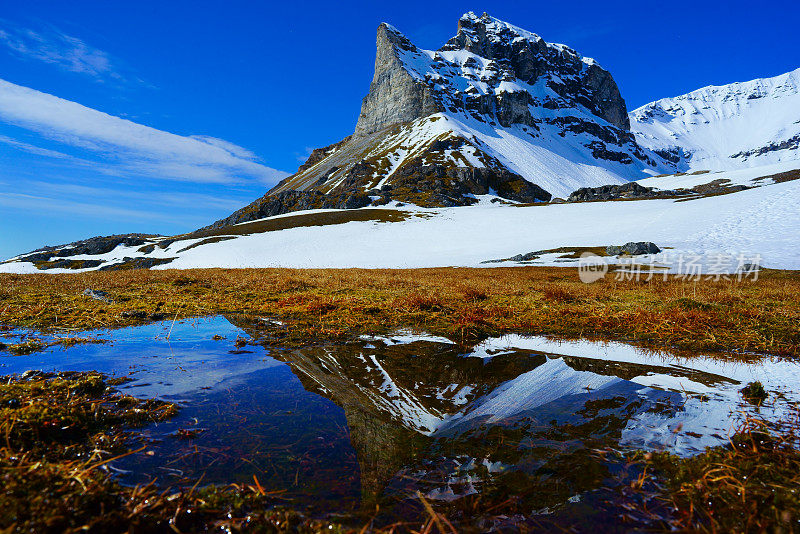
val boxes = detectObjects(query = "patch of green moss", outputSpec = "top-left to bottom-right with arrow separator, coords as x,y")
741,381 -> 768,405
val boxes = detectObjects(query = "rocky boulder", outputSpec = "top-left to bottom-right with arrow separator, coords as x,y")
606,242 -> 661,256
568,182 -> 661,202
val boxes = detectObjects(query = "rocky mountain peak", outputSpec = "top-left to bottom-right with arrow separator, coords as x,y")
443,11 -> 630,131
356,12 -> 632,137
376,22 -> 417,53
209,14 -> 671,227
353,24 -> 439,136
443,11 -> 545,56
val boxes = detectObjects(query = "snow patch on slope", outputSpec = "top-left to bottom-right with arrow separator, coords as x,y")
150,170 -> 800,270
444,114 -> 634,198
3,165 -> 799,273
636,160 -> 798,190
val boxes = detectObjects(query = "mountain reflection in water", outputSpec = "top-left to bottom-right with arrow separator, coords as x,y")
2,315 -> 797,527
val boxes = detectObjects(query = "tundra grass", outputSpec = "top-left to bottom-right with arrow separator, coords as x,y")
1,267 -> 798,357
0,371 -> 347,533
623,414 -> 800,532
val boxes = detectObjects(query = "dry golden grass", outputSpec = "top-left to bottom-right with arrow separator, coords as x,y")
1,267 -> 798,357
628,415 -> 800,532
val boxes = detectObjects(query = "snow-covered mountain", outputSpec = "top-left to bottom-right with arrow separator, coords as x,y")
630,68 -> 800,171
3,14 -> 800,273
211,12 -> 669,227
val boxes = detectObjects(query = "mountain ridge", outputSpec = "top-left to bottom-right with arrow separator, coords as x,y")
630,67 -> 800,171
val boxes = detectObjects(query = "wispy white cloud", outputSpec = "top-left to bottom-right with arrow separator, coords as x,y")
0,20 -> 127,83
0,192 -> 200,225
191,135 -> 260,160
0,133 -> 76,159
18,179 -> 251,211
0,133 -> 125,177
0,78 -> 289,185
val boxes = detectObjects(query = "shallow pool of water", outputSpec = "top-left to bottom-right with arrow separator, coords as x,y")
2,317 -> 798,526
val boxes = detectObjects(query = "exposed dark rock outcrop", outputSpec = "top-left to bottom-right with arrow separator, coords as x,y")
606,242 -> 661,256
205,190 -> 372,229
732,135 -> 800,160
567,182 -> 664,202
33,259 -> 105,270
378,163 -> 551,207
98,257 -> 175,271
14,234 -> 158,265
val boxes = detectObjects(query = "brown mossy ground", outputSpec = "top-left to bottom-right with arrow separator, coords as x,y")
4,373 -> 796,533
0,372 -> 351,533
0,335 -> 106,355
624,416 -> 800,532
1,267 -> 798,357
1,267 -> 799,532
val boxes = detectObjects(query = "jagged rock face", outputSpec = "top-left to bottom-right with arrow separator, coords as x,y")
441,12 -> 630,130
354,25 -> 440,136
355,12 -> 632,136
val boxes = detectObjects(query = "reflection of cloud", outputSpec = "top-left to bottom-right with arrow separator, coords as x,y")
0,20 -> 126,83
0,78 -> 289,185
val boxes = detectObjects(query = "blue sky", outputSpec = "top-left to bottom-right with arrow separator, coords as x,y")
1,0 -> 798,259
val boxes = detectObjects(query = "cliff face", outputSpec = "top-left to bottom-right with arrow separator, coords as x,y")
353,24 -> 441,136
